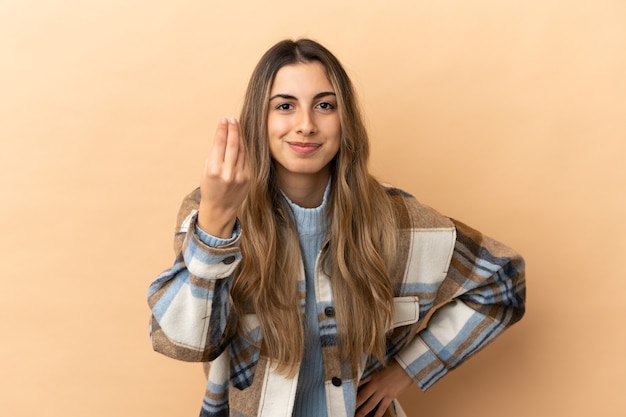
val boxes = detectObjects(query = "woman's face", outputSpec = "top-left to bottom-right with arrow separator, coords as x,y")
267,61 -> 341,186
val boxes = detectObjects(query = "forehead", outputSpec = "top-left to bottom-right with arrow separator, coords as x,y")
270,61 -> 334,94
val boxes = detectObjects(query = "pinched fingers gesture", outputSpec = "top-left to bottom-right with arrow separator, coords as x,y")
198,118 -> 250,238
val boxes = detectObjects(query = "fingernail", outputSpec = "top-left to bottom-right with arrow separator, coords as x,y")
220,118 -> 227,125
230,117 -> 237,124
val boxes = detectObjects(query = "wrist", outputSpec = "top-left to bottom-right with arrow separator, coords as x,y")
197,204 -> 238,239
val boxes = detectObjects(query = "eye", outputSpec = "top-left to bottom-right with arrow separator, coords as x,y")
316,102 -> 335,110
275,103 -> 293,111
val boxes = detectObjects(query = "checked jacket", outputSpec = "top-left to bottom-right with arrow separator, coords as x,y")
147,186 -> 526,417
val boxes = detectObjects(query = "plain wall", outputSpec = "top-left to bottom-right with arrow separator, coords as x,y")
1,1 -> 624,416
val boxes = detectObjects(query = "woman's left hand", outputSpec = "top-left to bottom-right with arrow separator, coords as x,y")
355,360 -> 414,417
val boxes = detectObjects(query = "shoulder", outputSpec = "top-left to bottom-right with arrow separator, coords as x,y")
382,184 -> 455,230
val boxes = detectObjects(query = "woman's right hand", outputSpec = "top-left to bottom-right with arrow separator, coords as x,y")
197,117 -> 250,239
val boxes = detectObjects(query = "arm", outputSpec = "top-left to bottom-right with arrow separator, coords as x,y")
394,219 -> 526,390
147,204 -> 241,361
147,118 -> 250,362
357,219 -> 526,416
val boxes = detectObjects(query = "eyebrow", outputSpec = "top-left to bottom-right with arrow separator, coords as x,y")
269,91 -> 336,101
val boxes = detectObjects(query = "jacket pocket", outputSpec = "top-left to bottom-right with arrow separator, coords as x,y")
391,296 -> 420,328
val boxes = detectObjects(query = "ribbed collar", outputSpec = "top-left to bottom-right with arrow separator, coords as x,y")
282,179 -> 331,237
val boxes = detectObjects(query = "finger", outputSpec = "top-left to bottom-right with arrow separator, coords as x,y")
356,382 -> 374,409
208,118 -> 229,167
235,150 -> 250,184
223,117 -> 240,170
356,396 -> 382,417
374,399 -> 392,417
235,126 -> 247,171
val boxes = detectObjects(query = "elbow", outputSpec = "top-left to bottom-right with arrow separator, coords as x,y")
148,317 -> 207,362
501,255 -> 526,325
463,255 -> 526,326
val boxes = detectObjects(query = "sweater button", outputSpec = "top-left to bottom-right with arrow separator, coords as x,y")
331,377 -> 342,387
324,306 -> 335,317
223,256 -> 235,265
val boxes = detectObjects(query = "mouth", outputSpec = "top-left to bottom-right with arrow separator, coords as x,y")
287,142 -> 321,154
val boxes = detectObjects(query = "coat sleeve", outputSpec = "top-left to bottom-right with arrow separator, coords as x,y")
147,189 -> 241,362
394,218 -> 526,390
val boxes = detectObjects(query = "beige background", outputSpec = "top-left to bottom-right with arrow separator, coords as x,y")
1,1 -> 624,416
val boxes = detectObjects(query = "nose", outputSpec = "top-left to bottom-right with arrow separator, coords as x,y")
296,109 -> 317,136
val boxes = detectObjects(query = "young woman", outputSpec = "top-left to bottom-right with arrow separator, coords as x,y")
147,39 -> 526,417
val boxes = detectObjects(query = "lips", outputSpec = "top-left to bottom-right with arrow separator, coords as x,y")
287,142 -> 321,154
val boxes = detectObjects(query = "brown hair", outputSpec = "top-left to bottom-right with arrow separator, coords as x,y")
232,39 -> 397,377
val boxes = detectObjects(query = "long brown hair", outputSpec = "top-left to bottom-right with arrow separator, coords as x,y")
232,39 -> 397,377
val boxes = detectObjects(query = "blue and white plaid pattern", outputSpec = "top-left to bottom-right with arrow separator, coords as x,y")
148,187 -> 526,417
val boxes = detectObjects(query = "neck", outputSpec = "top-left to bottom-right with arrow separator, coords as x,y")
276,170 -> 331,208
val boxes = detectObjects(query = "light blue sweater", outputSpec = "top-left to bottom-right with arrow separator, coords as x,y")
283,187 -> 330,417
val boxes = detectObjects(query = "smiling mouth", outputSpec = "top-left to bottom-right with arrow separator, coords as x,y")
288,142 -> 321,154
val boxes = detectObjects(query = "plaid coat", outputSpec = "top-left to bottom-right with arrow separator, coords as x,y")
147,186 -> 526,417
